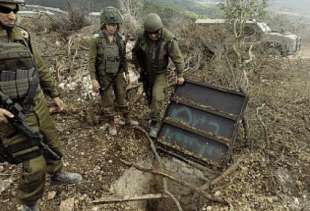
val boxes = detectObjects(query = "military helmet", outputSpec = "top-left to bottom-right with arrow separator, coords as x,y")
100,6 -> 123,25
0,0 -> 25,4
144,13 -> 163,32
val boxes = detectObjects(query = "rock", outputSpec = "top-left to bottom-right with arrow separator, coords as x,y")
47,191 -> 56,200
110,159 -> 153,211
206,206 -> 213,211
214,191 -> 222,197
92,207 -> 100,211
0,178 -> 13,194
60,197 -> 75,211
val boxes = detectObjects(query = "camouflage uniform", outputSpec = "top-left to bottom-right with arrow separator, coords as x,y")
132,14 -> 185,123
0,25 -> 63,206
88,32 -> 128,118
88,7 -> 129,121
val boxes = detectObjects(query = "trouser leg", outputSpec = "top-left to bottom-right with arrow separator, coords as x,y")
36,95 -> 63,174
150,73 -> 168,122
0,121 -> 47,206
100,75 -> 115,121
114,73 -> 129,115
17,155 -> 47,206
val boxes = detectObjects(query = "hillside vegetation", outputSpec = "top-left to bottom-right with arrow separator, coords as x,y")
26,0 -> 223,17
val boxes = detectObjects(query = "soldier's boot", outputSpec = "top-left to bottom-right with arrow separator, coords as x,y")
21,202 -> 39,211
51,171 -> 82,184
123,113 -> 139,126
108,120 -> 117,136
149,121 -> 160,138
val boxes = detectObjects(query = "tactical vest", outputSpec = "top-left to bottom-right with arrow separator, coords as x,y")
96,33 -> 125,76
0,38 -> 42,164
0,40 -> 39,104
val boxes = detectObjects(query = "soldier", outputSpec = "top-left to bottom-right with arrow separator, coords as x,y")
132,13 -> 185,138
0,1 -> 82,210
88,6 -> 138,136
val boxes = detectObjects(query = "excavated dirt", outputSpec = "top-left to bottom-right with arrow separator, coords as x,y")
0,16 -> 310,211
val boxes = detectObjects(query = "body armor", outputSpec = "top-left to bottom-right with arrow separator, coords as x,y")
0,40 -> 39,104
96,38 -> 120,74
0,39 -> 41,164
95,32 -> 126,77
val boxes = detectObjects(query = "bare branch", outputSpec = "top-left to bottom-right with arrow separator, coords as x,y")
92,193 -> 169,205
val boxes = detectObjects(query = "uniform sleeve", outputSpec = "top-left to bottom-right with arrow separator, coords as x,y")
132,37 -> 141,70
32,47 -> 60,98
122,55 -> 129,74
120,39 -> 129,74
88,37 -> 98,80
168,39 -> 185,77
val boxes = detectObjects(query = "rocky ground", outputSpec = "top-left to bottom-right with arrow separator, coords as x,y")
0,16 -> 310,211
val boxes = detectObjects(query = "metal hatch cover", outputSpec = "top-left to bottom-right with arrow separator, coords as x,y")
157,80 -> 248,167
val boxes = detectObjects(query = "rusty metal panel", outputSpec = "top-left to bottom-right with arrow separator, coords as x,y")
158,123 -> 229,162
166,101 -> 235,139
174,80 -> 245,115
157,80 -> 248,167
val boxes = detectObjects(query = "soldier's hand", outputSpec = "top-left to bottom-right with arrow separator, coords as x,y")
176,76 -> 185,85
52,97 -> 66,113
0,108 -> 14,124
92,80 -> 100,93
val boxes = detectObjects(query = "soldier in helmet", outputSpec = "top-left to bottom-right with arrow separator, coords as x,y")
0,1 -> 82,210
88,6 -> 138,136
132,13 -> 185,138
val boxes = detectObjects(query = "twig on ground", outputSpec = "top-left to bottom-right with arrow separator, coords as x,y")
199,156 -> 243,191
241,117 -> 251,148
92,193 -> 169,205
132,126 -> 183,211
163,179 -> 183,211
0,172 -> 19,176
256,103 -> 269,149
132,126 -> 161,161
210,156 -> 243,186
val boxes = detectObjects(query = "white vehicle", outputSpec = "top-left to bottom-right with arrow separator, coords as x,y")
195,19 -> 302,56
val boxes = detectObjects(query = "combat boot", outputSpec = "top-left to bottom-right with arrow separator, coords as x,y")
125,118 -> 139,126
51,171 -> 82,184
149,121 -> 161,138
123,113 -> 139,126
21,202 -> 39,211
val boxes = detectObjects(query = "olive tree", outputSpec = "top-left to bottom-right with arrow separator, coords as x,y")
221,0 -> 268,91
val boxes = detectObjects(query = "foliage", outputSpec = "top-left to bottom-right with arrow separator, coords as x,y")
208,0 -> 269,92
47,0 -> 90,37
27,0 -> 223,18
224,0 -> 268,21
27,0 -> 123,12
145,0 -> 223,18
144,1 -> 195,20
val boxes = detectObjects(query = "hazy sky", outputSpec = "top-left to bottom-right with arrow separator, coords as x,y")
268,0 -> 310,16
269,0 -> 310,10
200,0 -> 310,15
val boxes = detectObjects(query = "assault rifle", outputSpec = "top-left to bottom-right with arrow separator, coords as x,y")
0,92 -> 61,161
